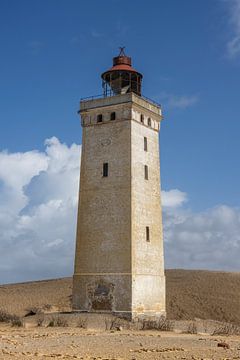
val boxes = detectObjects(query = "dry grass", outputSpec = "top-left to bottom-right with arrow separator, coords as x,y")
183,321 -> 198,334
212,322 -> 240,336
140,317 -> 173,331
76,318 -> 87,329
48,316 -> 68,327
0,310 -> 22,326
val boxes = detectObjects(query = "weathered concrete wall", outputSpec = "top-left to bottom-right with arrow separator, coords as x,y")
73,93 -> 165,318
73,101 -> 132,313
131,103 -> 165,317
73,274 -> 132,313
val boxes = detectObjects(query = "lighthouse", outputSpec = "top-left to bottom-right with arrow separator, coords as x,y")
72,49 -> 165,319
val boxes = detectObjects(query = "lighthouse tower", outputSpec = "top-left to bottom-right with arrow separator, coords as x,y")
73,49 -> 165,319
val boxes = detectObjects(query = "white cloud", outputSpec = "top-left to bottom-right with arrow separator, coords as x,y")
162,189 -> 187,208
0,138 -> 239,284
0,137 -> 81,284
227,36 -> 240,57
0,149 -> 47,215
163,204 -> 240,271
168,95 -> 198,109
160,93 -> 199,109
226,0 -> 240,58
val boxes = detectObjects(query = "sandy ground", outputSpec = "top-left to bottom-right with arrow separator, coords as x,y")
0,325 -> 240,360
1,271 -> 240,359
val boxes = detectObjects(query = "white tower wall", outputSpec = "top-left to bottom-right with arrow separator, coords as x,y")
73,92 -> 165,319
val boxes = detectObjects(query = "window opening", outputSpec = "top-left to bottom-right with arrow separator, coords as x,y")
110,112 -> 116,120
144,137 -> 148,151
144,165 -> 148,180
146,226 -> 150,242
97,114 -> 103,123
103,163 -> 108,177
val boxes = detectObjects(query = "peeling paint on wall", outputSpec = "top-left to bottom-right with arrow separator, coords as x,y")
87,280 -> 115,311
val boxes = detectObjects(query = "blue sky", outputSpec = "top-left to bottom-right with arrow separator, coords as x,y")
0,0 -> 240,282
1,0 -> 239,210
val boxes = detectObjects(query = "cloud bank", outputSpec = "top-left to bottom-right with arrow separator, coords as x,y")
0,138 -> 239,284
0,138 -> 80,284
163,203 -> 240,271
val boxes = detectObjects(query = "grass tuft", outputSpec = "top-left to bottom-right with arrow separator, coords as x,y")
0,310 -> 22,326
141,317 -> 173,331
212,322 -> 240,336
48,316 -> 68,327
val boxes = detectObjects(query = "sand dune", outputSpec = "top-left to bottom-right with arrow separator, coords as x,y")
0,269 -> 239,324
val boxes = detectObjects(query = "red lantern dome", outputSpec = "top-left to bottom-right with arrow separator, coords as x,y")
101,47 -> 143,96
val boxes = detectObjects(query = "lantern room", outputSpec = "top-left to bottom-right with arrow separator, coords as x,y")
101,47 -> 143,97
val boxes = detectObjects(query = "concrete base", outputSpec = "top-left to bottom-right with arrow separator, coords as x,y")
72,273 -> 166,321
72,274 -> 132,314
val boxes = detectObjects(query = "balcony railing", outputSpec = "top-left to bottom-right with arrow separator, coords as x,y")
80,90 -> 161,108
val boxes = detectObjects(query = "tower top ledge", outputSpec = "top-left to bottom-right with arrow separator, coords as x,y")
80,92 -> 162,117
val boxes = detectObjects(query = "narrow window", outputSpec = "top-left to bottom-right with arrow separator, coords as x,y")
148,117 -> 151,126
146,226 -> 150,242
97,114 -> 103,123
110,112 -> 116,120
103,162 -> 108,177
144,137 -> 148,151
140,114 -> 144,123
144,165 -> 148,180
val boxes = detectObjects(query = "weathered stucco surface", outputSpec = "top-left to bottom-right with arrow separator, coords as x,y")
73,93 -> 165,319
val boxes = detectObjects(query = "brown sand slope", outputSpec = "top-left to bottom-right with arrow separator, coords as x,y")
0,270 -> 239,324
166,269 -> 240,324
